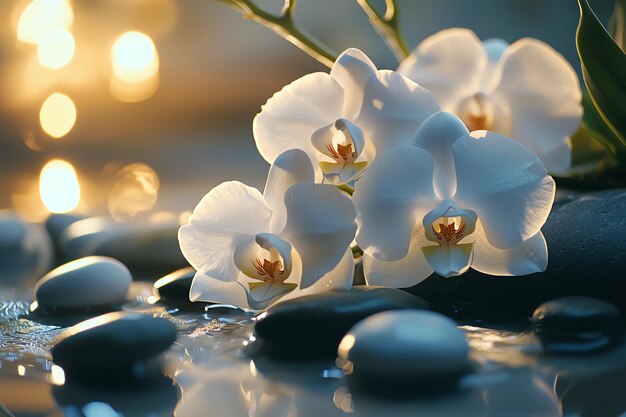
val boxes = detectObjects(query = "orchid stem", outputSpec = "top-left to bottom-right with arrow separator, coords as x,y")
220,0 -> 337,68
356,0 -> 410,62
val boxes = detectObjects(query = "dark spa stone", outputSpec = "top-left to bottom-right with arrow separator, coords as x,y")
531,296 -> 622,353
34,256 -> 132,310
338,310 -> 470,397
45,213 -> 84,246
59,217 -> 189,278
406,189 -> 626,319
253,286 -> 429,360
52,311 -> 177,383
153,267 -> 195,300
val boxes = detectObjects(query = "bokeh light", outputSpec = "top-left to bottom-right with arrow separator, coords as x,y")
37,29 -> 75,70
110,31 -> 160,102
17,0 -> 73,45
108,163 -> 160,222
111,31 -> 159,83
39,159 -> 81,213
39,93 -> 77,138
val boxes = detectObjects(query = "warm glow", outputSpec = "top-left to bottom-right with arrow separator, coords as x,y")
110,31 -> 160,102
111,31 -> 159,83
17,0 -> 73,45
108,163 -> 160,222
39,93 -> 77,138
39,159 -> 80,213
37,28 -> 75,70
49,365 -> 66,385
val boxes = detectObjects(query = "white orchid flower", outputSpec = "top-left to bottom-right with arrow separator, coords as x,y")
253,48 -> 440,185
353,112 -> 555,287
178,149 -> 357,310
398,28 -> 583,176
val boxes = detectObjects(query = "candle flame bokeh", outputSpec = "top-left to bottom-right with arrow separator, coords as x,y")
39,159 -> 81,213
39,93 -> 77,138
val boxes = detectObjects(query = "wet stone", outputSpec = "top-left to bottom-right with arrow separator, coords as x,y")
34,256 -> 132,311
45,213 -> 84,247
338,310 -> 470,396
52,312 -> 177,384
531,296 -> 622,353
59,217 -> 188,278
253,286 -> 429,360
154,267 -> 195,300
1,211 -> 52,285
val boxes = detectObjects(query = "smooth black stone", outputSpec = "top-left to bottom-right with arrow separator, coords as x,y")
531,296 -> 622,352
53,375 -> 180,415
154,267 -> 195,300
253,286 -> 429,360
153,267 -> 210,311
52,312 -> 177,382
406,189 -> 626,319
45,213 -> 84,246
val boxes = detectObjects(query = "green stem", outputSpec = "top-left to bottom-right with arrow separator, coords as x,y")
356,0 -> 410,61
222,0 -> 337,68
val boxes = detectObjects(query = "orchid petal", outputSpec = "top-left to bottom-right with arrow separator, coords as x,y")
422,243 -> 474,278
252,73 -> 345,167
413,111 -> 469,199
319,161 -> 369,186
263,149 -> 315,233
362,223 -> 433,288
453,131 -> 555,249
281,183 -> 356,288
189,271 -> 251,308
398,28 -> 486,109
480,38 -> 509,91
277,248 -> 354,305
491,38 -> 582,175
179,181 -> 272,281
470,221 -> 548,276
330,48 -> 378,118
353,146 -> 437,261
356,70 -> 440,154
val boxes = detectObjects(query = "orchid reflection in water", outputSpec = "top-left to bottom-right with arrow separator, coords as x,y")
398,28 -> 582,175
253,48 -> 440,185
353,112 -> 555,286
178,149 -> 357,310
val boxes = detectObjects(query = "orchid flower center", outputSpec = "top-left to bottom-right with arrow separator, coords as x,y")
431,216 -> 466,244
311,118 -> 368,185
421,202 -> 478,277
253,258 -> 286,282
234,233 -> 296,299
457,93 -> 495,132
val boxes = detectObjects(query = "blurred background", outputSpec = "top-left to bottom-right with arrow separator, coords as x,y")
0,0 -> 613,223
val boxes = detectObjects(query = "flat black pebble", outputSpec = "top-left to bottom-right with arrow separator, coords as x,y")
154,267 -> 195,300
531,296 -> 622,353
253,286 -> 428,360
52,312 -> 177,382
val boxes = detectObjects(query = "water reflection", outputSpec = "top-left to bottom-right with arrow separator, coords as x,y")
2,288 -> 626,417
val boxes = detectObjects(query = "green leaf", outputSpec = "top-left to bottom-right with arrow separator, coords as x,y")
576,0 -> 626,148
609,0 -> 626,51
581,91 -> 619,157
